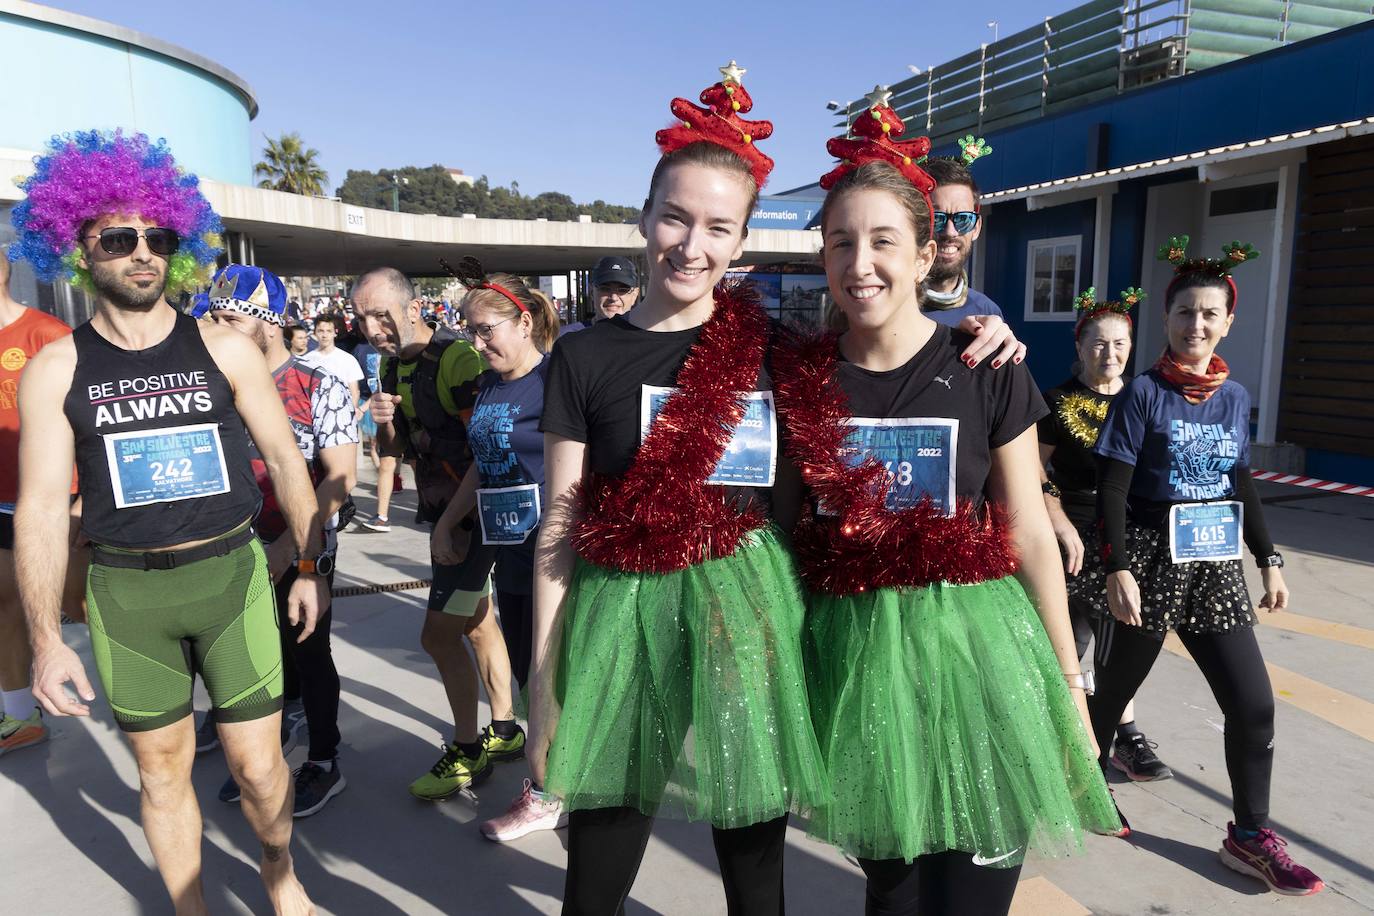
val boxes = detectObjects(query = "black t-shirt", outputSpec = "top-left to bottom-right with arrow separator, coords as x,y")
820,324 -> 1047,514
541,314 -> 779,516
1038,376 -> 1123,527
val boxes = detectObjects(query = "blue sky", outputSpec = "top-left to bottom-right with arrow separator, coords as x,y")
52,0 -> 1051,204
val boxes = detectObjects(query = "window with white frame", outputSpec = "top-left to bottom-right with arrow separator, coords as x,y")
1024,236 -> 1082,319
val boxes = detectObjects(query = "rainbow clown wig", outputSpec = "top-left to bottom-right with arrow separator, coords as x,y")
8,130 -> 223,297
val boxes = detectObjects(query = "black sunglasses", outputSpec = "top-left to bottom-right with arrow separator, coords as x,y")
932,211 -> 980,235
82,226 -> 180,257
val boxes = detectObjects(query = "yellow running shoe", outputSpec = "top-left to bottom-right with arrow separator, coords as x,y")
0,709 -> 48,757
408,743 -> 492,801
481,723 -> 526,762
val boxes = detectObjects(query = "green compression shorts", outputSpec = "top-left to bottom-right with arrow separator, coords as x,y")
86,537 -> 283,733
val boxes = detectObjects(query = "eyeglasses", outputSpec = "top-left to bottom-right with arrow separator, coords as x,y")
595,286 -> 635,300
81,227 -> 181,257
932,211 -> 980,235
461,316 -> 515,342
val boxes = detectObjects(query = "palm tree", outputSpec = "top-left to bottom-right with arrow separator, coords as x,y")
255,133 -> 329,196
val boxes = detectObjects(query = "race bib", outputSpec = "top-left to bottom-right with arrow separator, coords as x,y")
103,423 -> 231,509
1169,501 -> 1243,563
840,418 -> 958,515
640,386 -> 777,487
477,483 -> 542,545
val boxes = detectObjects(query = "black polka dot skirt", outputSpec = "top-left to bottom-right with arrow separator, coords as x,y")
1067,521 -> 1256,640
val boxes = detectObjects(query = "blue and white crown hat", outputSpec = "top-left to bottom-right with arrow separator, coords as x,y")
207,264 -> 288,326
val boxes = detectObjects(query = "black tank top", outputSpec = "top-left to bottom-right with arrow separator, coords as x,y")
64,310 -> 261,549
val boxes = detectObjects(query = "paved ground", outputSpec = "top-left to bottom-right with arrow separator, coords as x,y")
3,465 -> 1371,915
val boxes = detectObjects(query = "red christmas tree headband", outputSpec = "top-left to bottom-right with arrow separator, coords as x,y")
1157,235 -> 1260,313
820,86 -> 935,195
655,60 -> 775,188
1073,286 -> 1143,340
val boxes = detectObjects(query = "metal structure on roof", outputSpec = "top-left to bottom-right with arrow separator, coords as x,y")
838,0 -> 1374,148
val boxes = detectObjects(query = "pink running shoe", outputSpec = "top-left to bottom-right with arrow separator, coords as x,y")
479,780 -> 568,843
1219,823 -> 1324,896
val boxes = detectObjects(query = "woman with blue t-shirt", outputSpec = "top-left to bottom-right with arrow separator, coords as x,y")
1079,236 -> 1323,897
430,268 -> 568,844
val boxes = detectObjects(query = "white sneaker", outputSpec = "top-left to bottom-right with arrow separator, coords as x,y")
479,780 -> 568,842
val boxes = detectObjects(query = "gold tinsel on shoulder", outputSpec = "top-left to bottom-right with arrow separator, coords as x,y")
1059,391 -> 1110,447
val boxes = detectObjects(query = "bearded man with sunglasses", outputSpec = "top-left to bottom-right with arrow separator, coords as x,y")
921,157 -> 1005,327
10,132 -> 319,915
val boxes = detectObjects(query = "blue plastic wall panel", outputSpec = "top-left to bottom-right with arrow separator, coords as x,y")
976,198 -> 1098,385
970,20 -> 1374,194
1304,448 -> 1374,488
0,14 -> 253,185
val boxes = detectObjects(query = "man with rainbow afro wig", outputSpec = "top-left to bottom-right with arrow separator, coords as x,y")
10,131 -> 321,914
9,130 -> 223,298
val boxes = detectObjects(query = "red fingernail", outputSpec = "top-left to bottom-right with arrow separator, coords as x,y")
992,359 -> 1002,369
1014,356 -> 1023,364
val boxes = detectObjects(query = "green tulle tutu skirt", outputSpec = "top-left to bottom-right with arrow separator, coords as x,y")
546,526 -> 829,829
806,576 -> 1120,866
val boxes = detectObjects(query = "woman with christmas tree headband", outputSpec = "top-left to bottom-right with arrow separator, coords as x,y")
527,63 -> 827,912
1040,287 -> 1176,788
772,97 -> 1121,914
1082,237 -> 1324,897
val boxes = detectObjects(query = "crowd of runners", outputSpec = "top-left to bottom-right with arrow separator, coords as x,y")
0,62 -> 1327,915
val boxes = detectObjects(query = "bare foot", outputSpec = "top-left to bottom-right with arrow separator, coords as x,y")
261,849 -> 315,916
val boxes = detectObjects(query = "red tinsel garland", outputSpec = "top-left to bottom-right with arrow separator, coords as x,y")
572,283 -> 770,573
772,326 -> 1019,595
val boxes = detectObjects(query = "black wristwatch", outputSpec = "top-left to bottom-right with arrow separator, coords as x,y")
297,550 -> 336,577
1041,480 -> 1062,499
1257,552 -> 1284,570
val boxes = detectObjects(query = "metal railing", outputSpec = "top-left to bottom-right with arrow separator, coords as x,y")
843,0 -> 1374,149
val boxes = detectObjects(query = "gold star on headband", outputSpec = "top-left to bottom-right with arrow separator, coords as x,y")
864,85 -> 894,110
719,60 -> 747,85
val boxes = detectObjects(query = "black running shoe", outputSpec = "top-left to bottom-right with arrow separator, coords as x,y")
218,774 -> 241,804
194,714 -> 219,754
1111,732 -> 1174,782
292,761 -> 347,818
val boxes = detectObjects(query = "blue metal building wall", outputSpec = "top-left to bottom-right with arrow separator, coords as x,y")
965,21 -> 1374,195
962,22 -> 1374,485
978,200 -> 1096,384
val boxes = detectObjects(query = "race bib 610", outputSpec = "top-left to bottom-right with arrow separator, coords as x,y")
477,483 -> 542,545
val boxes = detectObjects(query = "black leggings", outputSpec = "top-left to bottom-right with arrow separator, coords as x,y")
1088,622 -> 1274,829
857,853 -> 1022,916
563,807 -> 788,915
278,566 -> 341,761
496,588 -> 533,688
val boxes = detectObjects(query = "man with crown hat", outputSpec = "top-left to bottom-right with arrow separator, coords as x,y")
10,131 -> 320,913
205,264 -> 358,818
